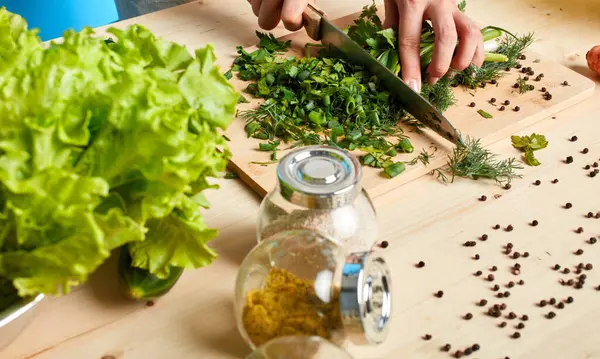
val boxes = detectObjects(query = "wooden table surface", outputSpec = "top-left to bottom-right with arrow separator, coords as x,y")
5,1 -> 600,358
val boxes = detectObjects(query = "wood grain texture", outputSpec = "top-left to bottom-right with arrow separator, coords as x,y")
4,1 -> 600,359
225,10 -> 595,199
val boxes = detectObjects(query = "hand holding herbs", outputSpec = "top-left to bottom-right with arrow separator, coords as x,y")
232,1 -> 532,182
0,8 -> 238,305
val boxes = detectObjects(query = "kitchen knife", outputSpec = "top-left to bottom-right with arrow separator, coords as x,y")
302,4 -> 462,145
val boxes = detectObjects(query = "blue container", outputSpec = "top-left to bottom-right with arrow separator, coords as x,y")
1,0 -> 119,41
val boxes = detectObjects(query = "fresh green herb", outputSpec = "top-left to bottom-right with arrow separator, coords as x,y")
384,162 -> 406,178
511,133 -> 548,166
477,109 -> 493,119
238,94 -> 250,104
250,161 -> 278,166
458,0 -> 467,12
516,75 -> 535,94
0,277 -> 20,312
409,149 -> 435,166
259,140 -> 281,151
224,171 -> 239,179
397,138 -> 415,153
435,137 -> 523,184
256,31 -> 291,52
0,9 -> 238,297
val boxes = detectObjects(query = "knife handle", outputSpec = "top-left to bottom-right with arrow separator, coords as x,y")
303,3 -> 323,41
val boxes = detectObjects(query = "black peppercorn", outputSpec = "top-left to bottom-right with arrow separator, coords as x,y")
472,344 -> 480,351
518,280 -> 525,285
493,284 -> 500,291
507,243 -> 513,248
521,314 -> 529,321
517,322 -> 525,329
575,282 -> 583,289
563,81 -> 569,86
552,178 -> 559,183
547,311 -> 556,319
571,136 -> 578,142
594,162 -> 599,168
575,268 -> 583,275
475,270 -> 483,276
474,254 -> 480,260
417,261 -> 426,268
546,93 -> 553,100
480,195 -> 487,201
540,300 -> 547,307
576,249 -> 584,255
491,265 -> 498,271
424,334 -> 432,340
554,264 -> 561,270
523,252 -> 530,258
379,241 -> 389,248
521,68 -> 527,73
591,171 -> 598,178
513,83 -> 520,88
580,274 -> 587,280
512,332 -> 521,339
469,102 -> 476,107
507,281 -> 515,288
504,291 -> 511,297
513,252 -> 521,259
499,321 -> 507,328
465,313 -> 473,320
479,299 -> 488,306
590,237 -> 597,244
528,70 -> 535,76
514,263 -> 521,270
442,344 -> 451,352
588,212 -> 595,218
524,76 -> 530,81
490,98 -> 497,103
436,290 -> 444,298
481,234 -> 489,240
540,73 -> 545,78
586,263 -> 593,270
464,348 -> 473,356
519,54 -> 526,60
583,148 -> 589,154
566,156 -> 574,164
565,202 -> 573,209
491,79 -> 498,85
566,296 -> 574,303
585,165 -> 592,170
508,312 -> 517,319
498,292 -> 505,298
499,105 -> 506,111
455,350 -> 464,358
576,227 -> 584,233
563,268 -> 571,274
549,298 -> 557,305
567,279 -> 574,286
506,224 -> 514,231
500,304 -> 507,310
514,106 -> 520,112
557,302 -> 565,309
541,87 -> 547,92
488,274 -> 495,281
494,224 -> 501,230
534,180 -> 541,186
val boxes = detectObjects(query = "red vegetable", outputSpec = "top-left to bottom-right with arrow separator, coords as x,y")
587,45 -> 600,75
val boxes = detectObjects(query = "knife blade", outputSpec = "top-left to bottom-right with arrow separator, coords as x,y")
302,4 -> 462,145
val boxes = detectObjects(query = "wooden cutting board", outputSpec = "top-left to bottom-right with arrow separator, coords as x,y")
223,10 -> 595,199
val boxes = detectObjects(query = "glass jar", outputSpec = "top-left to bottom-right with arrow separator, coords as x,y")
245,336 -> 354,359
257,146 -> 378,254
234,230 -> 392,351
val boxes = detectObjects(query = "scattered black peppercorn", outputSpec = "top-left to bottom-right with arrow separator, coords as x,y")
567,279 -> 574,286
513,83 -> 520,89
588,212 -> 595,218
566,156 -> 574,164
491,79 -> 498,85
491,265 -> 498,271
504,183 -> 512,190
594,162 -> 599,168
540,73 -> 545,78
523,252 -> 530,258
490,98 -> 497,103
524,76 -> 530,81
508,312 -> 517,319
493,284 -> 500,291
512,332 -> 521,339
591,171 -> 598,178
575,268 -> 583,275
480,195 -> 487,201
517,322 -> 525,329
513,252 -> 521,259
146,300 -> 155,307
563,268 -> 571,274
541,87 -> 547,92
583,148 -> 589,154
464,348 -> 473,356
576,227 -> 584,234
499,321 -> 507,328
586,263 -> 593,270
436,290 -> 444,298
488,274 -> 495,281
472,344 -> 480,351
514,106 -> 520,112
552,178 -> 559,183
455,350 -> 464,358
379,241 -> 389,248
499,105 -> 506,111
469,102 -> 476,107
566,296 -> 574,303
549,298 -> 557,305
497,292 -> 504,298
521,314 -> 529,321
576,249 -> 584,255
563,81 -> 569,86
417,261 -> 426,268
557,302 -> 565,309
507,243 -> 513,248
518,280 -> 525,285
465,313 -> 473,320
479,299 -> 488,306
504,291 -> 511,297
521,68 -> 527,74
571,136 -> 578,142
424,334 -> 432,340
547,311 -> 556,319
580,274 -> 587,280
534,180 -> 541,186
442,344 -> 451,352
475,270 -> 483,276
528,70 -> 535,76
507,281 -> 515,288
500,303 -> 507,310
575,282 -> 583,289
585,165 -> 591,170
554,264 -> 561,270
540,300 -> 548,307
565,202 -> 573,209
504,100 -> 510,105
494,224 -> 501,230
520,54 -> 526,60
590,237 -> 597,244
481,234 -> 489,240
474,254 -> 480,260
506,224 -> 514,231
596,285 -> 600,291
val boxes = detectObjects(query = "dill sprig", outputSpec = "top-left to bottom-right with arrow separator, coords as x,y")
516,75 -> 535,94
409,149 -> 435,166
435,137 -> 523,184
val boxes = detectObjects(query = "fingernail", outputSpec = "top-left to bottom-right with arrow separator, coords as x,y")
428,77 -> 440,85
408,79 -> 420,93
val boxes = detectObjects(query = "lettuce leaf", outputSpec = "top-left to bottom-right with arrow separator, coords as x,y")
0,8 -> 238,297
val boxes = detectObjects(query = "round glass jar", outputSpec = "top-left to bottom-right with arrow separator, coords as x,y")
257,146 -> 378,254
234,230 -> 392,351
245,336 -> 354,359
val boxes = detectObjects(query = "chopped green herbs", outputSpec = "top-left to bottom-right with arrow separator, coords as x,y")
516,76 -> 535,94
511,133 -> 548,166
224,171 -> 239,179
477,109 -> 493,119
258,140 -> 280,151
231,1 -> 534,180
385,162 -> 406,178
435,137 -> 522,184
409,149 -> 435,166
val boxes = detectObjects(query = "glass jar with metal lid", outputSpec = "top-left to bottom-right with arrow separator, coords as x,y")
234,229 -> 392,351
257,145 -> 378,254
245,336 -> 355,359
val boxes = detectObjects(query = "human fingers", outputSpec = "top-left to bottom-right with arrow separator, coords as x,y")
426,2 -> 458,84
258,0 -> 284,30
451,10 -> 483,70
282,0 -> 309,31
250,0 -> 262,17
397,0 -> 426,92
383,0 -> 398,29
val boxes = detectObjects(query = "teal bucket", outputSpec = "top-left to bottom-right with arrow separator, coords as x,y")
1,0 -> 119,41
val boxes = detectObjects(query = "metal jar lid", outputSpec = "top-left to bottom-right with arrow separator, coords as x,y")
277,146 -> 362,209
339,252 -> 392,345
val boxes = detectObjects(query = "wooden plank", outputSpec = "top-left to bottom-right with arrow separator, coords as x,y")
224,11 -> 596,199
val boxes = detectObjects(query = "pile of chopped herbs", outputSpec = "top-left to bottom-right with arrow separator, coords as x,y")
511,133 -> 549,166
230,1 -> 533,182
